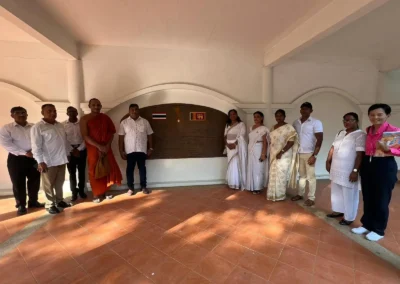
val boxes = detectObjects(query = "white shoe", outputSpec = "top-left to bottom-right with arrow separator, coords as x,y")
351,227 -> 370,235
366,232 -> 384,242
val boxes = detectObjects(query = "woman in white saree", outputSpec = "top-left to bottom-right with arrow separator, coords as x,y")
224,110 -> 247,190
267,109 -> 299,201
246,111 -> 270,194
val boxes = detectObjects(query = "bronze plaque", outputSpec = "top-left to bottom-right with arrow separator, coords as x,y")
139,104 -> 227,159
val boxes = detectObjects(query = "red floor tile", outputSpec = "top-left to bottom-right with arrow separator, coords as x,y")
1,184 -> 399,284
194,253 -> 235,284
225,266 -> 268,284
170,242 -> 209,269
279,246 -> 316,274
286,232 -> 319,255
250,234 -> 284,259
317,242 -> 354,268
269,262 -> 313,284
149,257 -> 190,284
213,239 -> 248,264
313,256 -> 355,284
238,249 -> 277,280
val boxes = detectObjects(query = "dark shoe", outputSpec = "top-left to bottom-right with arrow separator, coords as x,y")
47,206 -> 60,214
304,199 -> 315,207
326,212 -> 344,218
127,189 -> 137,196
28,201 -> 45,208
143,188 -> 151,195
71,194 -> 78,202
291,195 -> 303,201
252,190 -> 261,195
57,201 -> 72,208
339,219 -> 353,226
79,191 -> 87,199
17,206 -> 27,216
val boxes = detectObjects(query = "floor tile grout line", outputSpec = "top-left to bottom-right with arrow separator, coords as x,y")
17,246 -> 39,284
293,199 -> 400,271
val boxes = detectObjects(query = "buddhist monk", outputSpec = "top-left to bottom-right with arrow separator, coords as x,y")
80,98 -> 122,203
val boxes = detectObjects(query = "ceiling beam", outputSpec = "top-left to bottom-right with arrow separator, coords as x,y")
264,0 -> 389,67
0,0 -> 78,59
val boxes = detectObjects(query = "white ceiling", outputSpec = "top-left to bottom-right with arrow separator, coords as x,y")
0,16 -> 38,42
34,0 -> 332,51
299,0 -> 400,61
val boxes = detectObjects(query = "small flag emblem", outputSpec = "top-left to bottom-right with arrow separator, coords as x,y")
152,113 -> 167,120
190,112 -> 206,121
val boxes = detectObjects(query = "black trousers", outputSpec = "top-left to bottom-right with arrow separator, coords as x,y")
126,152 -> 147,189
7,154 -> 41,207
67,149 -> 87,194
360,156 -> 398,236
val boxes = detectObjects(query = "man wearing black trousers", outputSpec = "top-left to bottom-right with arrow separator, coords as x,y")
119,104 -> 154,195
63,106 -> 87,201
0,106 -> 44,215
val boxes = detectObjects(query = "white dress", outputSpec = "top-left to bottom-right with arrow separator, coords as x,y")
330,129 -> 366,221
246,125 -> 270,191
225,122 -> 247,189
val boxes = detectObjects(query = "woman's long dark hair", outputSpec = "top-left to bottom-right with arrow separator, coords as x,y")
226,109 -> 242,126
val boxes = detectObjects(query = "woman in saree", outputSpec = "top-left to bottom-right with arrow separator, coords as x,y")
80,98 -> 122,203
246,111 -> 269,194
267,109 -> 299,201
224,109 -> 247,190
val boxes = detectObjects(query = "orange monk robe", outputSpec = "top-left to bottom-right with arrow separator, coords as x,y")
87,113 -> 122,196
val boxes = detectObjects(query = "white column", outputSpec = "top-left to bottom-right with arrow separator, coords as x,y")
67,59 -> 84,116
262,66 -> 273,128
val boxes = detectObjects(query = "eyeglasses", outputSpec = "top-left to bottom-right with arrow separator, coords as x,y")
343,119 -> 356,123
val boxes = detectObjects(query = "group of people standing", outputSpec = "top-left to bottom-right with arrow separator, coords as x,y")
0,99 -> 154,215
0,97 -> 397,242
224,102 -> 399,241
225,102 -> 322,206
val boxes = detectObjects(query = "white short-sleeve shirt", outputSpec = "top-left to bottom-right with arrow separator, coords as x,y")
330,130 -> 366,187
293,117 -> 323,154
118,116 -> 154,154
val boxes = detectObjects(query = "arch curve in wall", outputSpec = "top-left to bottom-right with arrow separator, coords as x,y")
0,82 -> 42,103
292,87 -> 362,113
82,83 -> 241,115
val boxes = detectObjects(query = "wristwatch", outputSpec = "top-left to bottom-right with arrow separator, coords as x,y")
353,169 -> 358,173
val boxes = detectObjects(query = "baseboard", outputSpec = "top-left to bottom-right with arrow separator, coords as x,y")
0,179 -> 227,196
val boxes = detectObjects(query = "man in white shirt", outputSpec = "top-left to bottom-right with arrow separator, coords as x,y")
0,107 -> 44,215
292,102 -> 324,206
119,104 -> 154,195
63,106 -> 87,201
31,104 -> 72,214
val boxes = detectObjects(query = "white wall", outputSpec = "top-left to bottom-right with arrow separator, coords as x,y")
0,42 -> 68,101
81,45 -> 264,104
273,56 -> 379,105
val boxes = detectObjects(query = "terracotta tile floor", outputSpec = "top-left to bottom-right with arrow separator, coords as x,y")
306,179 -> 400,257
0,184 -> 399,284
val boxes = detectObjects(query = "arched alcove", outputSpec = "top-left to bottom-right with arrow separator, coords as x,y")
103,85 -> 244,188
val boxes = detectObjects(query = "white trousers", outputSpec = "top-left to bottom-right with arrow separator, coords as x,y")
331,182 -> 359,221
